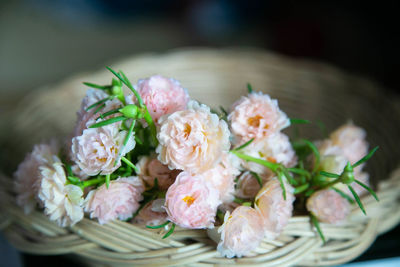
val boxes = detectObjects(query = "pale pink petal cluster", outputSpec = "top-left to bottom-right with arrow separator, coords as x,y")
71,124 -> 136,176
14,142 -> 59,214
156,101 -> 230,174
164,172 -> 221,229
255,178 -> 295,239
217,206 -> 265,258
133,199 -> 167,226
240,133 -> 297,174
235,171 -> 272,199
306,189 -> 351,224
125,75 -> 190,123
330,123 -> 368,166
38,159 -> 84,227
85,177 -> 144,224
228,92 -> 290,143
136,154 -> 180,190
202,153 -> 241,203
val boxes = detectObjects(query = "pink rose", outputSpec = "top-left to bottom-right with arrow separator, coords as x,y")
255,178 -> 295,239
71,124 -> 135,176
126,75 -> 190,123
217,206 -> 265,258
306,189 -> 351,224
330,123 -> 368,166
136,154 -> 180,190
235,171 -> 272,199
133,199 -> 167,226
239,133 -> 297,174
202,153 -> 241,203
14,141 -> 59,214
164,171 -> 221,229
156,101 -> 230,174
228,92 -> 290,143
85,177 -> 144,224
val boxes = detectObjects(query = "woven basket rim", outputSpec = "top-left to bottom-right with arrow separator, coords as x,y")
1,48 -> 400,266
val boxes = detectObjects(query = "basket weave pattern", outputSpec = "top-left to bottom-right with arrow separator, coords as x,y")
1,49 -> 400,266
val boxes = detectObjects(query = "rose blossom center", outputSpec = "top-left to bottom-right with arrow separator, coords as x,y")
247,115 -> 268,129
183,124 -> 191,138
182,195 -> 195,206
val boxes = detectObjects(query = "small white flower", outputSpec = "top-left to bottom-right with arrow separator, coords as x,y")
38,158 -> 84,227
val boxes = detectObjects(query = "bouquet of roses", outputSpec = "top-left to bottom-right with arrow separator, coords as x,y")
14,67 -> 378,258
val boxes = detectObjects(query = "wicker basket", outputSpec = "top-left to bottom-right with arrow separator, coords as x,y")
1,48 -> 400,266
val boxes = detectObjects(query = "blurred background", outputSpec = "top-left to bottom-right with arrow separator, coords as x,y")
0,0 -> 399,266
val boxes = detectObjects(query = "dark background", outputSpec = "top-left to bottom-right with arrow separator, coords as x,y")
0,0 -> 399,266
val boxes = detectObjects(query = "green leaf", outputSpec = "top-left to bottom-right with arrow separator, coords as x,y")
294,183 -> 309,194
86,97 -> 111,111
83,82 -> 110,90
290,118 -> 311,124
98,108 -> 122,120
302,139 -> 320,172
146,221 -> 170,229
119,70 -> 133,90
233,197 -> 247,204
354,180 -> 379,201
231,151 -> 279,172
247,83 -> 253,93
94,103 -> 106,114
219,106 -> 228,116
106,66 -> 144,107
319,171 -> 340,178
135,135 -> 143,145
250,171 -> 263,187
332,187 -> 355,204
105,174 -> 110,189
287,167 -> 311,177
233,138 -> 254,151
242,202 -> 252,207
305,189 -> 315,197
162,223 -> 176,239
89,116 -> 127,128
217,210 -> 225,222
121,156 -> 139,173
117,120 -> 136,163
282,168 -> 298,186
352,146 -> 379,168
65,164 -> 74,177
67,176 -> 81,184
277,171 -> 287,200
311,214 -> 326,243
348,185 -> 366,215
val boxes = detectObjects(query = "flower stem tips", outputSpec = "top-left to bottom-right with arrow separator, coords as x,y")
119,104 -> 139,119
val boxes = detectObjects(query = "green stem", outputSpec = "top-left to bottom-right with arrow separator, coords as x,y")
81,176 -> 106,189
230,151 -> 279,172
294,183 -> 310,194
318,177 -> 342,191
142,107 -> 158,146
121,156 -> 139,173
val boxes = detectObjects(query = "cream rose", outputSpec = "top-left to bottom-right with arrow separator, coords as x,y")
156,101 -> 230,174
228,92 -> 290,143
